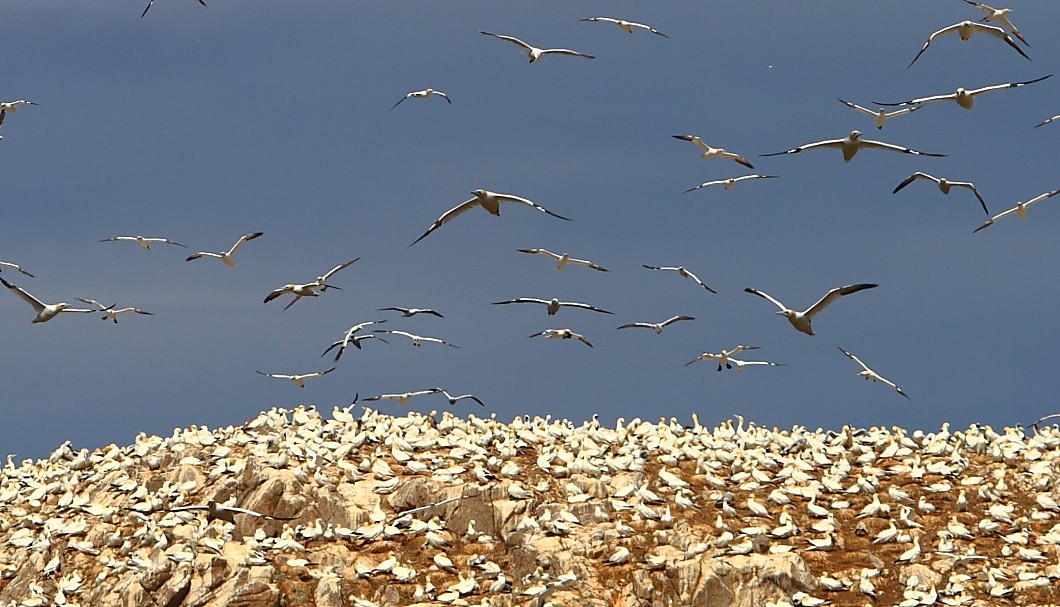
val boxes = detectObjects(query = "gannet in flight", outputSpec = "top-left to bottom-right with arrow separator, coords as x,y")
322,322 -> 387,361
836,98 -> 923,130
361,388 -> 442,407
141,0 -> 206,19
617,315 -> 695,334
838,347 -> 909,399
683,174 -> 777,193
761,130 -> 946,163
263,283 -> 324,310
409,189 -> 570,247
672,135 -> 754,168
642,265 -> 717,294
580,17 -> 668,38
256,368 -> 335,389
313,258 -> 359,292
962,2 -> 1028,45
744,283 -> 878,336
76,298 -> 153,323
480,31 -> 594,62
168,500 -> 295,523
372,329 -> 459,348
99,235 -> 187,249
973,189 -> 1060,233
517,248 -> 608,272
378,307 -> 444,318
0,261 -> 34,277
892,172 -> 989,214
186,232 -> 263,267
0,277 -> 97,323
492,297 -> 613,316
685,345 -> 761,371
0,100 -> 37,127
874,75 -> 1051,110
390,88 -> 451,111
434,388 -> 486,407
529,328 -> 593,347
907,20 -> 1028,67
1035,114 -> 1060,128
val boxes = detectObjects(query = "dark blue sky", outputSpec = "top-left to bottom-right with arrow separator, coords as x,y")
2,1 -> 1057,460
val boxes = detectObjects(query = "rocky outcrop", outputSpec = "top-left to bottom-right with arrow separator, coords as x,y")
1,408 -> 1059,606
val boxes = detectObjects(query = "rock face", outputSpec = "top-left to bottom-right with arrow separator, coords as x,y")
1,408 -> 1059,607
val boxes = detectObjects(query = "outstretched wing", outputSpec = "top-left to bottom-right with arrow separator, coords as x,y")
408,197 -> 479,247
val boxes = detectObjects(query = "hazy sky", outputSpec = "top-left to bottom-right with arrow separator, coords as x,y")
2,2 -> 1058,461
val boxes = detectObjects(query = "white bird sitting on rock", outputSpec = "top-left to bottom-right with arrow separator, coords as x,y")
672,134 -> 754,168
529,328 -> 593,348
617,315 -> 694,334
76,298 -> 153,323
167,500 -> 296,523
973,189 -> 1060,233
875,75 -> 1051,110
517,248 -> 608,272
390,88 -> 451,111
409,189 -> 570,247
0,277 -> 98,323
493,297 -> 613,316
907,20 -> 1029,67
480,31 -> 594,62
761,130 -> 946,162
836,98 -> 922,130
99,235 -> 186,249
683,174 -> 778,193
185,231 -> 263,267
745,283 -> 878,336
642,264 -> 717,294
256,368 -> 335,389
892,172 -> 989,214
839,348 -> 909,397
580,16 -> 667,37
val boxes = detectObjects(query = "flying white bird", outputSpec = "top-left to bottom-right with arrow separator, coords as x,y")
186,232 -> 263,267
313,258 -> 359,292
378,307 -> 444,318
744,283 -> 878,336
683,174 -> 777,193
256,368 -> 335,389
761,130 -> 946,163
480,31 -> 594,62
838,347 -> 909,399
0,277 -> 97,323
642,264 -> 717,294
361,388 -> 442,407
409,189 -> 570,247
517,248 -> 607,272
672,135 -> 754,168
907,20 -> 1029,67
580,17 -> 668,38
99,235 -> 186,249
836,98 -> 923,130
373,329 -> 460,348
263,283 -> 325,310
963,1 -> 1028,45
434,388 -> 486,407
168,500 -> 295,523
492,297 -> 613,316
322,333 -> 386,361
0,261 -> 34,277
973,189 -> 1060,233
0,100 -> 37,127
874,75 -> 1051,110
529,328 -> 593,348
892,172 -> 988,214
76,298 -> 153,323
390,88 -> 451,111
1035,114 -> 1060,128
141,0 -> 206,19
685,345 -> 761,371
617,315 -> 695,334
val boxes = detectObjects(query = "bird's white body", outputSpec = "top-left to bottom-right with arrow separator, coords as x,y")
374,329 -> 459,348
409,189 -> 570,247
618,315 -> 694,334
762,130 -> 946,163
974,189 -> 1060,232
745,283 -> 878,336
642,264 -> 717,293
876,75 -> 1051,110
673,134 -> 754,169
518,248 -> 607,272
1,278 -> 95,323
390,88 -> 451,111
529,328 -> 592,347
683,174 -> 777,193
685,345 -> 762,371
186,232 -> 263,267
892,172 -> 989,214
908,20 -> 1028,67
100,235 -> 186,249
837,98 -> 922,130
493,297 -> 612,316
480,31 -> 594,62
76,298 -> 153,323
838,347 -> 909,398
362,388 -> 441,407
581,17 -> 667,38
256,368 -> 335,389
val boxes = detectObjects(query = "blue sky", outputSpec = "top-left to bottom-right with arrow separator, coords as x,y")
2,1 -> 1057,460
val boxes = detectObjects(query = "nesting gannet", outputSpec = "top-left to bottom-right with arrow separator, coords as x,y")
963,2 -> 1028,45
761,130 -> 946,162
168,500 -> 295,523
529,328 -> 592,347
0,100 -> 37,127
517,248 -> 607,271
684,345 -> 761,371
493,297 -> 613,316
744,283 -> 878,336
892,172 -> 989,214
255,367 -> 335,388
373,329 -> 460,348
672,135 -> 754,168
0,261 -> 34,277
263,283 -> 324,311
99,235 -> 186,249
836,98 -> 923,130
907,20 -> 1028,67
1035,114 -> 1060,128
76,298 -> 153,323
973,189 -> 1060,232
390,88 -> 451,111
361,388 -> 442,406
480,31 -> 594,62
378,307 -> 444,318
874,75 -> 1051,110
580,17 -> 667,38
617,315 -> 694,334
434,388 -> 485,407
838,347 -> 909,399
141,0 -> 206,18
409,189 -> 570,247
642,264 -> 717,294
682,174 -> 778,193
185,231 -> 263,266
0,277 -> 97,323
